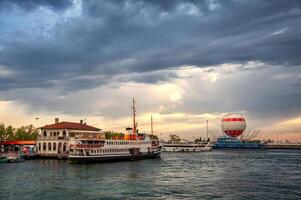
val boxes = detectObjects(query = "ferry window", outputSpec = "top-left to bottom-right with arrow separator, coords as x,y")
48,143 -> 51,151
53,143 -> 56,151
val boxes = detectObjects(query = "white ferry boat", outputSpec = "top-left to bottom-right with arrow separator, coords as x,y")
68,99 -> 163,163
163,141 -> 212,152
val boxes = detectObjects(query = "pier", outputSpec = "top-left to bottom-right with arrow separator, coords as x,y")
267,143 -> 301,149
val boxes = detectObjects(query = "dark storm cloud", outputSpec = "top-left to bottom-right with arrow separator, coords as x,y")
0,0 -> 73,11
0,0 -> 301,92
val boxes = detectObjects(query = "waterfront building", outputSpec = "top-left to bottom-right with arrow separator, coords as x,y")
37,118 -> 104,159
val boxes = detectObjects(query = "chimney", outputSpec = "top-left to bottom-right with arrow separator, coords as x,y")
55,118 -> 59,124
80,120 -> 83,124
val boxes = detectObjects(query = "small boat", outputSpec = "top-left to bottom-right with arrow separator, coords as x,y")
0,152 -> 25,163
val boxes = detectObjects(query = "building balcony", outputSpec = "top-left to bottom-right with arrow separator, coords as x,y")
37,136 -> 69,140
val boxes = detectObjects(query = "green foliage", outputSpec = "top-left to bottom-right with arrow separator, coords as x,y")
149,134 -> 158,140
0,123 -> 38,142
169,134 -> 181,142
104,131 -> 124,139
194,137 -> 210,143
194,137 -> 202,143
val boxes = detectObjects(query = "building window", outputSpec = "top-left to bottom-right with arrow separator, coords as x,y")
58,143 -> 62,153
63,142 -> 67,152
48,142 -> 51,151
53,143 -> 56,151
43,143 -> 46,151
38,143 -> 41,151
43,131 -> 47,137
63,130 -> 66,137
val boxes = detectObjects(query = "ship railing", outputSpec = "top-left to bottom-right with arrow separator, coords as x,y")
70,144 -> 104,149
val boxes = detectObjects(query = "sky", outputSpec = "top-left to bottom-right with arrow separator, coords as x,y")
0,0 -> 301,141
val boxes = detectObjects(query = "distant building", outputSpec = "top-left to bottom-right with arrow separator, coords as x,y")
37,118 -> 104,159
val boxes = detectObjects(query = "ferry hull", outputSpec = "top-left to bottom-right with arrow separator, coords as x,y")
69,151 -> 161,163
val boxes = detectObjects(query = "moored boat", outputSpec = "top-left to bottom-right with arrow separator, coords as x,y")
68,99 -> 163,163
163,141 -> 212,152
69,136 -> 162,163
0,152 -> 25,163
213,137 -> 266,149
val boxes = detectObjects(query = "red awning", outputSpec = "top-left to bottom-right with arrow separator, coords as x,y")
0,140 -> 36,145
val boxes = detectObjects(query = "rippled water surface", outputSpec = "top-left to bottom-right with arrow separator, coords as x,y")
1,150 -> 300,199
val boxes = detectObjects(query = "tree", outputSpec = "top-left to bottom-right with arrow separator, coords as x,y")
149,134 -> 158,140
169,134 -> 180,142
6,125 -> 15,141
15,125 -> 38,140
104,131 -> 123,139
194,137 -> 202,143
0,123 -> 37,141
0,123 -> 6,142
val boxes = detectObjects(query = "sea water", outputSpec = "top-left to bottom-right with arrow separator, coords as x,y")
0,150 -> 300,199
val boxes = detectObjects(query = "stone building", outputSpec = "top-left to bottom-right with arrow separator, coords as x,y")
37,118 -> 104,159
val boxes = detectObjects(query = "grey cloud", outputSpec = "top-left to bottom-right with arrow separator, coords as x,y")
0,0 -> 73,11
172,64 -> 301,125
0,0 -> 301,92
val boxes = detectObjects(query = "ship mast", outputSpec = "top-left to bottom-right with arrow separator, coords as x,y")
132,98 -> 137,135
151,115 -> 153,136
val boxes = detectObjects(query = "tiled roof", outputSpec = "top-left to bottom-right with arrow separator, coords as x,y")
40,122 -> 100,131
